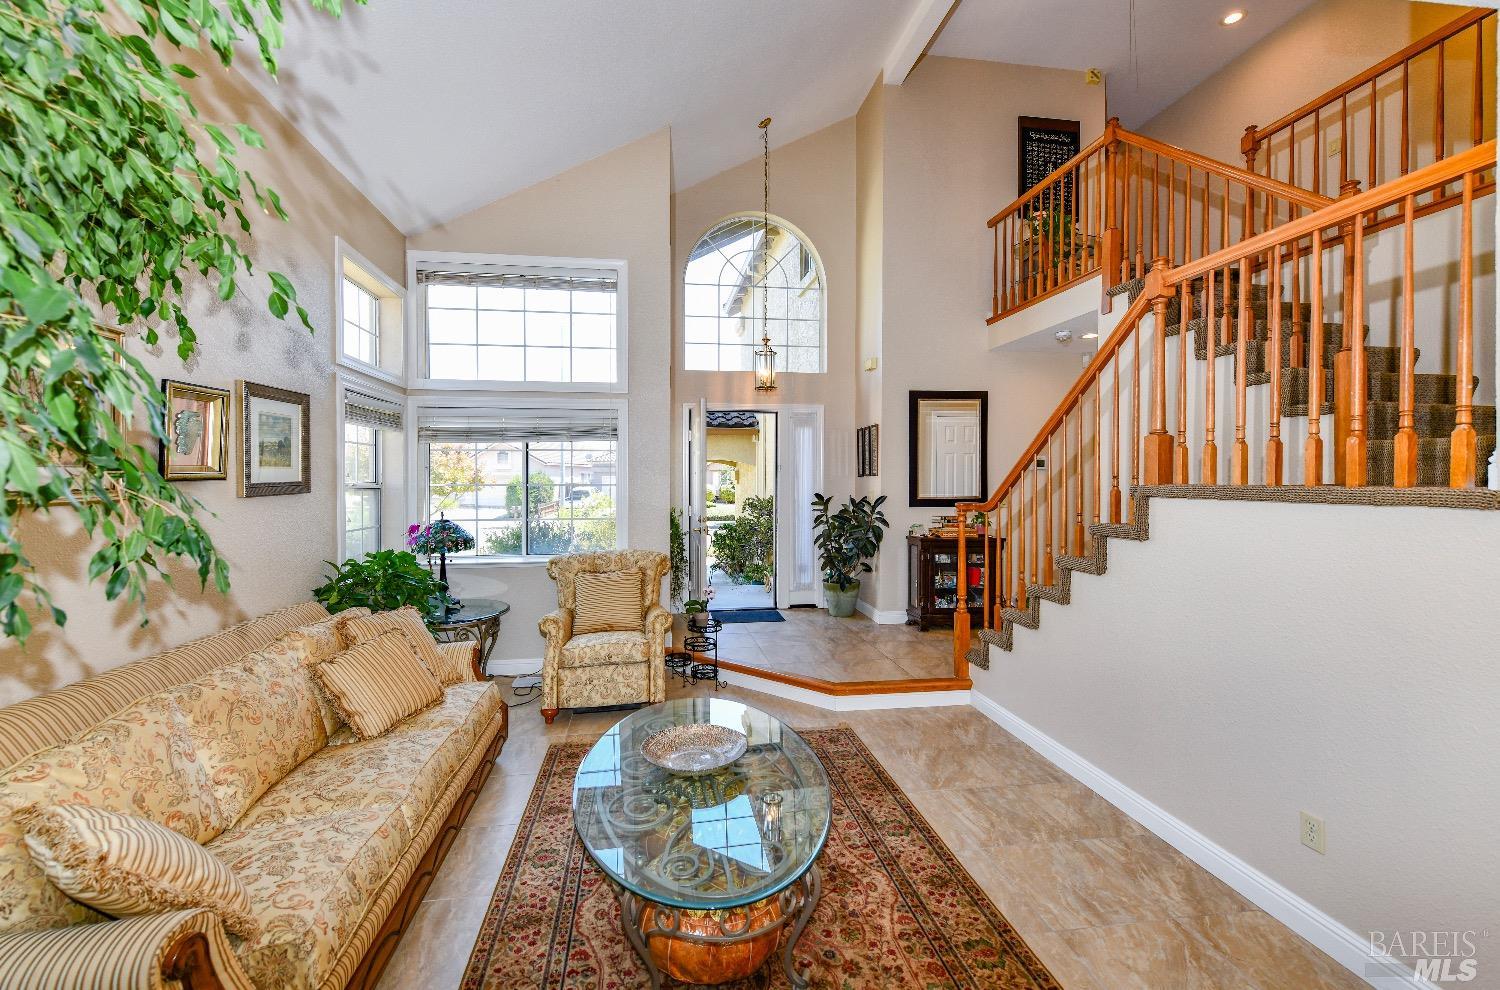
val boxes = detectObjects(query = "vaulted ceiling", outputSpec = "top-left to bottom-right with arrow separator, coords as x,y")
241,0 -> 1323,235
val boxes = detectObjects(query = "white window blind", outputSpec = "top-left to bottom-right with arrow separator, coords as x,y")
417,409 -> 618,445
343,386 -> 403,430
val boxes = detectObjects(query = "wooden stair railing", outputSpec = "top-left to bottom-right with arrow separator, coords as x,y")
956,141 -> 1496,668
988,120 -> 1331,325
1242,6 -> 1495,213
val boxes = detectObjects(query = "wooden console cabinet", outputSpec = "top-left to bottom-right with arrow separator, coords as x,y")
906,534 -> 1000,631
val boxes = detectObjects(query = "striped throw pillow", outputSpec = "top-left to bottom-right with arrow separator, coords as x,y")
17,804 -> 258,938
341,607 -> 463,684
314,630 -> 444,739
573,571 -> 644,635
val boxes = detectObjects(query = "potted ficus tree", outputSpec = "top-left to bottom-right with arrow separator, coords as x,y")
811,493 -> 889,618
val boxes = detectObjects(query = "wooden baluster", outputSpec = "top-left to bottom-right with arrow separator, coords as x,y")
1135,147 -> 1146,279
1267,249 -> 1285,485
1202,265 -> 1219,483
1030,460 -> 1039,594
1073,162 -> 1083,281
1074,390 -> 1085,553
1451,172 -> 1478,487
1093,377 -> 1103,530
992,224 -> 1000,319
1104,141 -> 1121,285
1305,229 -> 1326,485
981,511 -> 991,631
1401,62 -> 1411,175
1289,118 -> 1298,191
1474,23 -> 1484,150
1394,194 -> 1418,487
1167,161 -> 1176,266
1289,237 -> 1304,368
1130,324 -> 1141,520
1219,175 -> 1229,265
1369,79 -> 1378,193
955,511 -> 969,663
1313,108 -> 1321,198
1175,281 -> 1191,483
1006,496 -> 1016,608
1346,205 -> 1368,487
1044,431 -> 1055,585
1231,256 -> 1252,484
1340,93 -> 1349,190
1436,40 -> 1446,163
1151,153 -> 1160,265
1110,351 -> 1122,520
1144,258 -> 1173,484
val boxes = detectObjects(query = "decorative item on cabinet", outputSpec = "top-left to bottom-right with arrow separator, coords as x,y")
906,532 -> 1000,631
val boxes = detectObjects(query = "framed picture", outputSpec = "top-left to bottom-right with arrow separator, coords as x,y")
51,325 -> 126,505
236,380 -> 311,497
160,380 -> 229,481
1018,116 -> 1081,201
856,425 -> 880,478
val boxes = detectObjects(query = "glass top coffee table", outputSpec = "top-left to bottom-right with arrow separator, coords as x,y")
572,698 -> 830,988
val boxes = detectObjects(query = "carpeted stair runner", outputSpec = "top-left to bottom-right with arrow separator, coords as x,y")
1149,272 -> 1498,487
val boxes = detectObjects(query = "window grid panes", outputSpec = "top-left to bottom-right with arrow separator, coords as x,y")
684,217 -> 823,374
427,439 -> 617,557
341,278 -> 380,366
343,422 -> 381,559
424,280 -> 617,384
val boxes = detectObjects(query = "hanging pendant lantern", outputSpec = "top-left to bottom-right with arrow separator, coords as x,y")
753,116 -> 778,391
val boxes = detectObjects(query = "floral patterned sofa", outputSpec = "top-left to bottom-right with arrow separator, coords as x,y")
0,601 -> 507,990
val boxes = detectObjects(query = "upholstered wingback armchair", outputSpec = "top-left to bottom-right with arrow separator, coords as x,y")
537,550 -> 672,724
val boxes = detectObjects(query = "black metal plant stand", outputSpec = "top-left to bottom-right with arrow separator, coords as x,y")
668,613 -> 723,689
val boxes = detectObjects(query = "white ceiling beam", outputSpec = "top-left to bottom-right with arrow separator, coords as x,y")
883,0 -> 960,85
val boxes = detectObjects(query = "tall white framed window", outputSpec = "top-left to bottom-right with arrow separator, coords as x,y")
343,421 -> 381,558
336,238 -> 405,384
409,252 -> 627,390
342,278 -> 379,367
414,404 -> 625,560
683,214 -> 824,374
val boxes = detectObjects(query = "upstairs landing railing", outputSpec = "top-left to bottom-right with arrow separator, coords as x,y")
989,121 -> 1330,324
957,141 -> 1496,671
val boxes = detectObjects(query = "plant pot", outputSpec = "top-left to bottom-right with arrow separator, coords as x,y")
824,581 -> 860,618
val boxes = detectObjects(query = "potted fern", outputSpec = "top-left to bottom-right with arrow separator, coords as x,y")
811,494 -> 889,618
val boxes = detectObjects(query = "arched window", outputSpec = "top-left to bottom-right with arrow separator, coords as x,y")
683,215 -> 824,373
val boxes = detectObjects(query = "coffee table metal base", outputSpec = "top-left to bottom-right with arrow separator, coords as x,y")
616,863 -> 821,989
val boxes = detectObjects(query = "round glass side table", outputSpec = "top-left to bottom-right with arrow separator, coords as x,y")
428,598 -> 510,676
572,697 -> 830,989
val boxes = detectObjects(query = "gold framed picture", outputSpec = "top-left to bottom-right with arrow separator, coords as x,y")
160,380 -> 229,481
236,380 -> 311,497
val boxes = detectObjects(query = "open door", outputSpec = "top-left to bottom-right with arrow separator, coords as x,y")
682,399 -> 710,604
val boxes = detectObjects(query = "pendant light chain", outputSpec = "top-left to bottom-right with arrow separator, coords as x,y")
754,116 -> 778,390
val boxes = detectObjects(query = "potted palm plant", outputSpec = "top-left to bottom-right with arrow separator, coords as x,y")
811,493 -> 889,618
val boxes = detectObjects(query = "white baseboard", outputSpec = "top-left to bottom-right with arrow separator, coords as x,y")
969,691 -> 1436,990
854,599 -> 909,625
723,667 -> 969,712
485,658 -> 544,678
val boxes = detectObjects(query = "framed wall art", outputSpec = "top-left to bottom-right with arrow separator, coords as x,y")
236,380 -> 311,497
160,380 -> 229,481
909,390 -> 988,507
856,424 -> 880,478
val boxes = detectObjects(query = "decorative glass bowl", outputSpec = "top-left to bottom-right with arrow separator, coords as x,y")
641,723 -> 748,775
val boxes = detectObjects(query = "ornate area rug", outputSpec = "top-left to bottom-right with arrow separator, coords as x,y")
459,727 -> 1062,989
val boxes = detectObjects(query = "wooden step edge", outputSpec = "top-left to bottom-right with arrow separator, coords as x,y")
714,658 -> 972,696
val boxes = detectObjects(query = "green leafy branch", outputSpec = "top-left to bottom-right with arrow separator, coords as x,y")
0,0 -> 360,642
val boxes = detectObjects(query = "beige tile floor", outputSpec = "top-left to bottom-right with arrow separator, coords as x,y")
375,677 -> 1365,990
698,607 -> 958,682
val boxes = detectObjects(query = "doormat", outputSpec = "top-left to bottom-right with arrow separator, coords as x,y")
713,609 -> 785,623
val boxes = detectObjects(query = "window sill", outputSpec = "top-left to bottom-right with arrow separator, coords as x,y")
337,356 -> 404,387
442,555 -> 553,568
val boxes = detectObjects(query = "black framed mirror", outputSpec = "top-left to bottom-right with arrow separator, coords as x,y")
908,390 -> 988,507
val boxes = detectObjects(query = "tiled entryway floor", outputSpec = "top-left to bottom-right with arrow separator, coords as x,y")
705,607 -> 957,682
375,678 -> 1365,990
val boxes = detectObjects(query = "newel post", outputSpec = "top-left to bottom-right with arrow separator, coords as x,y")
1332,178 -> 1362,485
1240,125 -> 1262,174
1142,259 -> 1176,485
1101,122 -> 1123,312
953,508 -> 971,670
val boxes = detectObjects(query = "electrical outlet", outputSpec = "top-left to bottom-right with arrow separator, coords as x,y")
1328,135 -> 1342,158
1300,811 -> 1326,854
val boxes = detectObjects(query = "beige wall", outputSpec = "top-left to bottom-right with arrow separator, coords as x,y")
870,57 -> 1108,614
408,130 -> 673,663
855,76 -> 887,524
971,496 -> 1500,980
0,47 -> 406,706
671,117 -> 860,516
1140,0 -> 1468,166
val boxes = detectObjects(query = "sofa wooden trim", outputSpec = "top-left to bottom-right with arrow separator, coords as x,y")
163,930 -> 224,990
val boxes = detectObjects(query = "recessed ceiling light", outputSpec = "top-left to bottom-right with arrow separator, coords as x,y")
1222,9 -> 1246,25
1082,333 -> 1099,340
